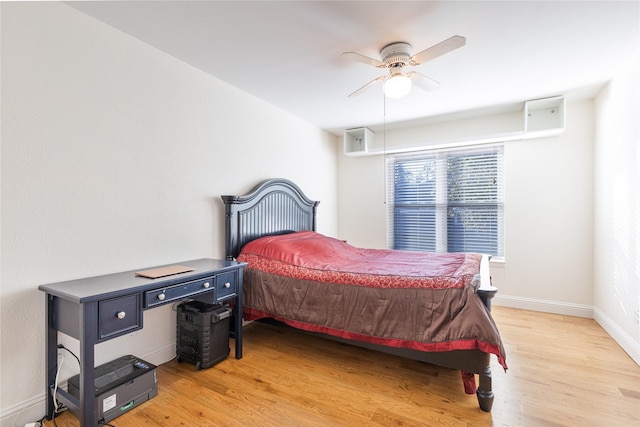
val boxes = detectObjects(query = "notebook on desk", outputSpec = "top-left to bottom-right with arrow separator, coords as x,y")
135,265 -> 194,279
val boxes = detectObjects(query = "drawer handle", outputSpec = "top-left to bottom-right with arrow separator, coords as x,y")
116,311 -> 126,319
157,293 -> 166,301
203,282 -> 210,289
224,282 -> 231,288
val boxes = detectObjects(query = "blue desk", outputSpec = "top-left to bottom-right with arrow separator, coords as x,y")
39,258 -> 246,426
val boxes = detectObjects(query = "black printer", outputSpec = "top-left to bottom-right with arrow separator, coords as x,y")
68,354 -> 157,424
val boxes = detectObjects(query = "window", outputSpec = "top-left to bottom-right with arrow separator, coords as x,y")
386,145 -> 504,257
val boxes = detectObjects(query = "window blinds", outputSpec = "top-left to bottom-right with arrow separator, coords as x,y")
386,145 -> 504,256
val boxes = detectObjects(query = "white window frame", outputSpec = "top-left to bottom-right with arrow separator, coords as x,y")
385,144 -> 504,257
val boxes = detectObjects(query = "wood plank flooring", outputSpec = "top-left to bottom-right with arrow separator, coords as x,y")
46,307 -> 640,426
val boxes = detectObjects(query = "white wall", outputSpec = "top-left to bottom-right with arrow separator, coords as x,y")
338,97 -> 595,313
593,52 -> 640,365
499,99 -> 594,309
0,2 -> 338,424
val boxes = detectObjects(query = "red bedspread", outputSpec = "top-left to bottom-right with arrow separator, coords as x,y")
239,231 -> 481,289
237,231 -> 507,371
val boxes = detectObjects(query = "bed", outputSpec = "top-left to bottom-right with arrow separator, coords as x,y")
222,178 -> 506,412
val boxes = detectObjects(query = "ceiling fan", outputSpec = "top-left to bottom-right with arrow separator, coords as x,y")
342,35 -> 466,99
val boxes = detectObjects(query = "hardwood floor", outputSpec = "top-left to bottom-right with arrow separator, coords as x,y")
46,307 -> 640,426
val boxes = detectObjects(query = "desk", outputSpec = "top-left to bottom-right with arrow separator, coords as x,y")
39,258 -> 246,427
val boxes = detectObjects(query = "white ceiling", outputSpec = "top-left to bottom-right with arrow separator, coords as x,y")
67,1 -> 640,135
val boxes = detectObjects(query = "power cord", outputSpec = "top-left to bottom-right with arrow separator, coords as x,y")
54,345 -> 82,425
20,347 -> 76,426
23,415 -> 46,427
52,352 -> 64,417
57,344 -> 80,365
52,345 -> 78,415
33,345 -> 119,427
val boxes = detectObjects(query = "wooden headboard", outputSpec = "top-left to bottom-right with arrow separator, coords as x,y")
221,178 -> 320,260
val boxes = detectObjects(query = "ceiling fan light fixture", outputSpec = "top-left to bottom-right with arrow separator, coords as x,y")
383,72 -> 412,99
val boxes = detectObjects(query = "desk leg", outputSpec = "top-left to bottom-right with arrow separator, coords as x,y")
78,302 -> 98,427
234,269 -> 243,359
45,294 -> 58,419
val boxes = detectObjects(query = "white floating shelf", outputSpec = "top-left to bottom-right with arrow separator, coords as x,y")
524,96 -> 566,138
343,127 -> 374,156
343,96 -> 566,157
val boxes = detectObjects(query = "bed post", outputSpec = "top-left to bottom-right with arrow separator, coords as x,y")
222,195 -> 240,261
477,255 -> 498,310
477,353 -> 494,412
476,254 -> 496,411
478,289 -> 498,311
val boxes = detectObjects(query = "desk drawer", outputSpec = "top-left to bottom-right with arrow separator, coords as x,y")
216,271 -> 237,301
145,276 -> 214,308
99,294 -> 142,340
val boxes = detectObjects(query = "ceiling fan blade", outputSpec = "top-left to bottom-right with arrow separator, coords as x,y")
348,75 -> 386,97
409,35 -> 466,66
342,51 -> 386,68
409,71 -> 441,92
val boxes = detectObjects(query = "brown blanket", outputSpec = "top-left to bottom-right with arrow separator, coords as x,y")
238,232 -> 507,370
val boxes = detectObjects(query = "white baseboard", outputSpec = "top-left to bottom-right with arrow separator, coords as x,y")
140,341 -> 177,366
493,295 -> 640,366
593,307 -> 640,366
0,394 -> 47,427
493,294 -> 594,318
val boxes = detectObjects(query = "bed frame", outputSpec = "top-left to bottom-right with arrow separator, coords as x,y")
222,178 -> 497,412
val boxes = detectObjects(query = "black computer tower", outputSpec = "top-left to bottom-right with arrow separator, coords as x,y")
176,301 -> 231,370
